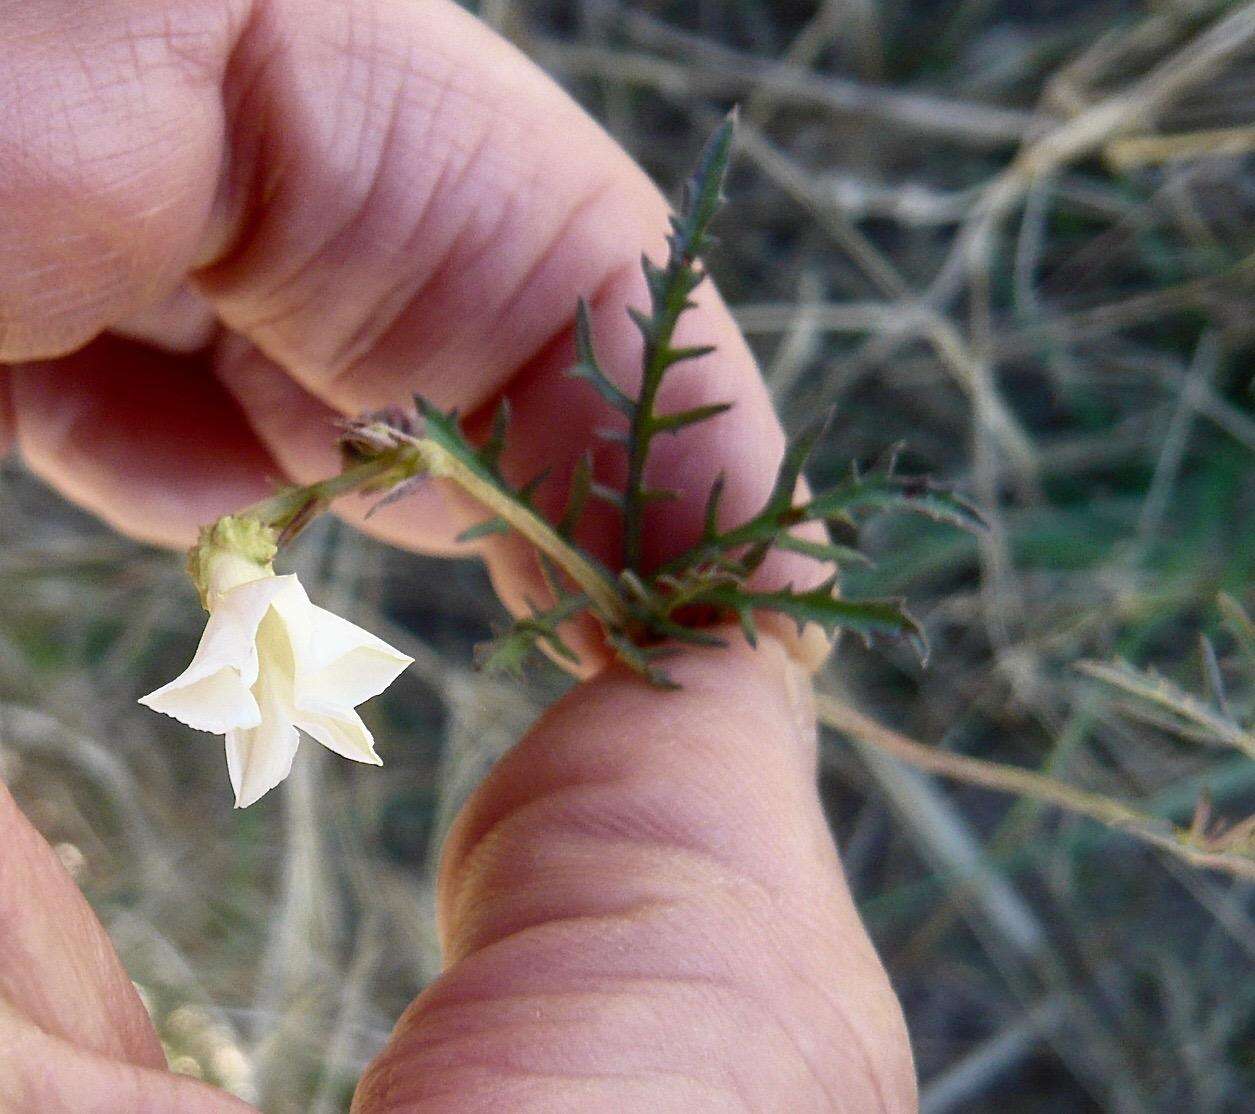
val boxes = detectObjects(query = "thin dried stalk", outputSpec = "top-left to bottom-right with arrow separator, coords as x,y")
817,692 -> 1255,881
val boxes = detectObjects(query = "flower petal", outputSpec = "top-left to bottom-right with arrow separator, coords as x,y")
139,668 -> 260,734
223,599 -> 304,808
225,717 -> 300,808
138,576 -> 291,732
276,595 -> 412,712
293,708 -> 382,765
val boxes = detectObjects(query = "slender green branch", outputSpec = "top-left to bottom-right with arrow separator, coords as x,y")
621,114 -> 736,571
413,424 -> 627,626
241,427 -> 627,627
242,450 -> 418,529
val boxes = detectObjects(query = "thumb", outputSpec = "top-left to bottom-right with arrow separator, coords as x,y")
355,635 -> 916,1112
0,778 -> 162,1067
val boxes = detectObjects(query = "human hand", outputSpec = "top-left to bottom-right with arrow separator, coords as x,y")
0,1 -> 916,1109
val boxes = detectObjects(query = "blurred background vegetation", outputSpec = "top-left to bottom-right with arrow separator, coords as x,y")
2,1 -> 1254,1110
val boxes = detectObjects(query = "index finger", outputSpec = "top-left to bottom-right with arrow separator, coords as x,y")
2,0 -> 827,664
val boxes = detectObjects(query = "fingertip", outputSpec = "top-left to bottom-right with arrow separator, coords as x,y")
0,776 -> 167,1071
436,631 -> 825,956
358,631 -> 915,1113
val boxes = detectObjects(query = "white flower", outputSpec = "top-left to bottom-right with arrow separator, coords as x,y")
140,540 -> 412,808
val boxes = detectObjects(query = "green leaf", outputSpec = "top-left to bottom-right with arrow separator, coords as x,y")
672,109 -> 736,260
766,414 -> 831,515
690,579 -> 927,659
805,472 -> 986,533
475,594 -> 589,677
619,115 -> 738,572
1076,659 -> 1253,755
478,398 -> 510,472
606,630 -> 681,690
702,474 -> 726,542
569,300 -> 635,416
651,401 -> 733,434
456,517 -> 510,542
774,534 -> 873,567
558,454 -> 593,538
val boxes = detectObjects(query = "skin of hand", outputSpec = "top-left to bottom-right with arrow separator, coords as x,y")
0,1 -> 917,1110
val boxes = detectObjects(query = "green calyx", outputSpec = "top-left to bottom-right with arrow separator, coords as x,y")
187,516 -> 279,609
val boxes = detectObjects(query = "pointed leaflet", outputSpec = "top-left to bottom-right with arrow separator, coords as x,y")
621,112 -> 738,571
702,473 -> 726,542
651,401 -> 733,435
606,630 -> 681,690
1218,594 -> 1255,676
478,398 -> 511,472
766,410 -> 832,516
569,299 -> 635,416
1198,635 -> 1231,720
636,612 -> 728,648
687,579 -> 927,660
456,517 -> 510,542
590,482 -> 625,508
774,533 -> 873,567
536,552 -> 569,605
805,471 -> 986,533
475,594 -> 588,677
558,454 -> 593,538
652,414 -> 831,579
659,437 -> 983,579
510,471 -> 546,509
663,343 -> 718,365
672,110 -> 736,262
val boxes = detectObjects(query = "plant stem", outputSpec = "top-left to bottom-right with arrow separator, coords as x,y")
622,360 -> 661,572
240,441 -> 628,628
242,451 -> 415,528
417,437 -> 628,626
817,691 -> 1255,881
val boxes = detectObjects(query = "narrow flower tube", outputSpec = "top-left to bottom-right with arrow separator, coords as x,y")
140,518 -> 412,807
